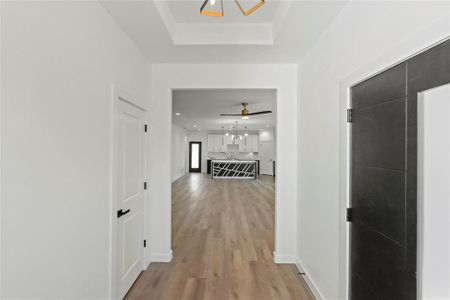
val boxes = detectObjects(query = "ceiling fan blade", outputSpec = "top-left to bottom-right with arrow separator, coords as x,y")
220,113 -> 242,116
248,110 -> 272,115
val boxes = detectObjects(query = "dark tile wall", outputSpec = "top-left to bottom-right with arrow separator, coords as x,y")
350,39 -> 450,300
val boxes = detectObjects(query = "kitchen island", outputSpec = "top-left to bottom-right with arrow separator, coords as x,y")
211,160 -> 257,179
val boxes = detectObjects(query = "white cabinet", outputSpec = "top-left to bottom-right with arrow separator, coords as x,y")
242,135 -> 258,152
207,135 -> 215,152
222,135 -> 232,151
238,137 -> 245,152
250,135 -> 259,152
207,134 -> 258,153
207,134 -> 224,152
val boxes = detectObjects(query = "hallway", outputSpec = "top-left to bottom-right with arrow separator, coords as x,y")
125,174 -> 313,300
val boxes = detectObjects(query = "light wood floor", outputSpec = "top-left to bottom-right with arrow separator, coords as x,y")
126,173 -> 314,300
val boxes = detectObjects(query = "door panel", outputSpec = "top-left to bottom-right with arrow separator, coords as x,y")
350,40 -> 450,300
116,100 -> 145,299
351,63 -> 407,110
259,141 -> 274,175
352,99 -> 406,170
352,166 -> 405,243
351,62 -> 408,300
189,142 -> 201,172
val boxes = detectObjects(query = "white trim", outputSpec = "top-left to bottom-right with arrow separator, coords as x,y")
150,250 -> 173,263
338,14 -> 450,300
0,2 -> 3,295
273,252 -> 295,264
295,258 -> 324,300
417,92 -> 425,300
110,85 -> 148,299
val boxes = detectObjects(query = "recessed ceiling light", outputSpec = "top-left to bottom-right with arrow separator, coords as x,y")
175,112 -> 181,116
193,125 -> 197,128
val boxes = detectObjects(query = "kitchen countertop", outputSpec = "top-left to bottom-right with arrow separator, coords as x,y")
211,160 -> 257,163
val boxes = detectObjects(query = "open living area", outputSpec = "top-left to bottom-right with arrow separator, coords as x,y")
1,1 -> 450,299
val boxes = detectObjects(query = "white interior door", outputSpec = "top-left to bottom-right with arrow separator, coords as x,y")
259,141 -> 274,175
116,99 -> 145,298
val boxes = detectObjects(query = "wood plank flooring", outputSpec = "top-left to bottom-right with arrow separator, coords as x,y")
125,173 -> 314,300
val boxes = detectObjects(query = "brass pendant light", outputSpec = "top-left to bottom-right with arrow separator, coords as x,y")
234,0 -> 265,16
200,0 -> 264,17
200,0 -> 224,17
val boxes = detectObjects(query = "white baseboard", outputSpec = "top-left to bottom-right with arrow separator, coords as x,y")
296,258 -> 324,300
273,252 -> 296,264
144,259 -> 151,269
150,250 -> 173,262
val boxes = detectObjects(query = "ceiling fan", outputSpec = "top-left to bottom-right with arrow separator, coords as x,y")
220,102 -> 272,120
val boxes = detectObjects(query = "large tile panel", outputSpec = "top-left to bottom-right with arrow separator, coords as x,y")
352,99 -> 406,170
352,166 -> 406,245
352,63 -> 406,110
351,224 -> 407,300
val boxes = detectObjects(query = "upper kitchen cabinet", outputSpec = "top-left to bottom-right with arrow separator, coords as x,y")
247,135 -> 259,152
207,134 -> 223,152
251,135 -> 259,152
207,134 -> 258,153
222,135 -> 232,152
241,135 -> 259,152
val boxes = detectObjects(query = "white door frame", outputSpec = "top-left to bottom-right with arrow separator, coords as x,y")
110,85 -> 148,299
338,19 -> 450,299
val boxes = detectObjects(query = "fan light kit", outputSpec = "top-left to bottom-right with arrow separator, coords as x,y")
200,0 -> 265,17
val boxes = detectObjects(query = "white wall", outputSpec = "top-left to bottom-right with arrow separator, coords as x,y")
259,128 -> 275,142
297,2 -> 450,299
171,125 -> 187,181
150,64 -> 297,263
1,2 -> 151,298
418,84 -> 450,300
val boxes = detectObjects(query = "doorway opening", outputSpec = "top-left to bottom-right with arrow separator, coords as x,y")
189,141 -> 202,172
153,88 -> 285,298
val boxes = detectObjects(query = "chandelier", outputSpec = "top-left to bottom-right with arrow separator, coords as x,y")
200,0 -> 265,17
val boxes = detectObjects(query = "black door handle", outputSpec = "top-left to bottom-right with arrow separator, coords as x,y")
117,208 -> 131,218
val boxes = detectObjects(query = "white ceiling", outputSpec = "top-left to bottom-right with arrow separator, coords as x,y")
100,0 -> 348,63
172,89 -> 276,131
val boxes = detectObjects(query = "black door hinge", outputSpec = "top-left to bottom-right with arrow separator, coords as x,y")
145,124 -> 148,132
144,240 -> 147,248
144,182 -> 147,190
346,208 -> 352,222
347,109 -> 353,123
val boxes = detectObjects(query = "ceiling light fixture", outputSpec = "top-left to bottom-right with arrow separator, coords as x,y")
221,102 -> 272,119
175,112 -> 181,116
200,0 -> 224,17
193,125 -> 197,128
234,0 -> 265,16
200,0 -> 264,17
